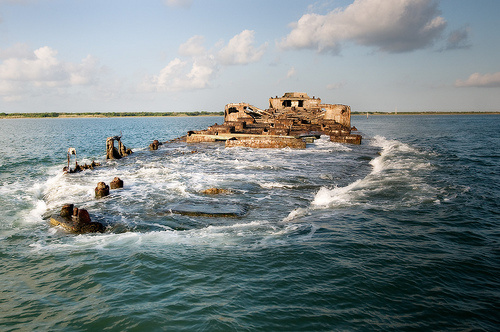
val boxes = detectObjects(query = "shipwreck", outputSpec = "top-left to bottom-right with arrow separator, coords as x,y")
186,92 -> 361,149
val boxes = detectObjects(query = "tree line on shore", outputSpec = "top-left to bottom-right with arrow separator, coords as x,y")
1,110 -> 497,119
0,111 -> 224,118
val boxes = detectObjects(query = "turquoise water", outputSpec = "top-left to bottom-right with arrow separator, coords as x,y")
0,115 -> 499,331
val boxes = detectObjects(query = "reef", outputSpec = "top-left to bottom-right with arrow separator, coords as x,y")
186,92 -> 361,149
48,178 -> 124,233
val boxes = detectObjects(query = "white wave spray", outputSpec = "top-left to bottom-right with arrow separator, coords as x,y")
309,135 -> 436,210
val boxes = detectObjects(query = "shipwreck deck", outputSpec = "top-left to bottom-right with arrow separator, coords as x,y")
186,133 -> 307,149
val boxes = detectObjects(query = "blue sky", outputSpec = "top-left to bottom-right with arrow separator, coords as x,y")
0,0 -> 499,112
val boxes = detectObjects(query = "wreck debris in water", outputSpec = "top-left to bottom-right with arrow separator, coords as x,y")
186,92 -> 361,149
49,204 -> 105,234
63,147 -> 101,173
106,135 -> 132,159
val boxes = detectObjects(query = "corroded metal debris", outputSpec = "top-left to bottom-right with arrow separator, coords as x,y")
106,135 -> 132,159
63,147 -> 101,173
186,92 -> 361,149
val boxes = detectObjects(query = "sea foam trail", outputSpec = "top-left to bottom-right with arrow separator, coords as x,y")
309,135 -> 436,210
29,219 -> 316,252
25,142 -> 321,249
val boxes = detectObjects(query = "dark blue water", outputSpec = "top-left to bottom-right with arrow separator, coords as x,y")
0,115 -> 499,331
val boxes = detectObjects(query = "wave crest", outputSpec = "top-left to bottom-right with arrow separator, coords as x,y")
311,136 -> 437,209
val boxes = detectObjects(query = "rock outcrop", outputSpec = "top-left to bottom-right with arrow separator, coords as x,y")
149,140 -> 161,150
49,205 -> 104,233
201,188 -> 231,195
110,177 -> 123,189
95,182 -> 110,198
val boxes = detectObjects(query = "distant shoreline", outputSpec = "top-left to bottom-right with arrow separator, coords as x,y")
1,111 -> 499,119
0,111 -> 224,119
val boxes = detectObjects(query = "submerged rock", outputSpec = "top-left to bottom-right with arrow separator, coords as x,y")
169,202 -> 248,218
201,188 -> 231,195
110,177 -> 124,189
78,208 -> 92,224
149,140 -> 161,150
60,204 -> 74,218
49,205 -> 104,234
95,182 -> 110,198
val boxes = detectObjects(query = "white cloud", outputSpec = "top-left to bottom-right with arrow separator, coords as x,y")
144,56 -> 216,92
0,45 -> 102,101
178,35 -> 206,57
280,0 -> 447,54
0,80 -> 23,101
144,30 -> 268,92
218,30 -> 267,65
187,59 -> 216,89
0,46 -> 62,83
455,72 -> 500,88
0,43 -> 32,60
68,55 -> 101,85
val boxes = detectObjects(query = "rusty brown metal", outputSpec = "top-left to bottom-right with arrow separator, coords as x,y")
187,92 -> 361,148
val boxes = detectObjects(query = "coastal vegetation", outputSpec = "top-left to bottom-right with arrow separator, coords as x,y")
0,111 -> 224,118
0,111 -> 498,119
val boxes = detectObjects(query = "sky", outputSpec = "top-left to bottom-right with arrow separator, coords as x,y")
0,0 -> 499,113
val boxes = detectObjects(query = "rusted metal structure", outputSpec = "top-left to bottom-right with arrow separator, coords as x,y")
186,92 -> 361,148
106,135 -> 132,159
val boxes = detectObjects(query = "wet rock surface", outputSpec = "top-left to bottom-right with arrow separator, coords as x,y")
95,182 -> 110,198
169,202 -> 248,218
49,205 -> 105,234
201,188 -> 231,195
60,204 -> 74,218
110,177 -> 124,189
149,139 -> 161,150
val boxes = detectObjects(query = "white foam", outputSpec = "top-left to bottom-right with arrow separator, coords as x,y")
24,199 -> 48,224
311,135 -> 353,151
310,135 -> 438,209
259,182 -> 295,189
282,207 -> 309,222
30,218 -> 315,252
24,132 -> 439,252
311,179 -> 364,207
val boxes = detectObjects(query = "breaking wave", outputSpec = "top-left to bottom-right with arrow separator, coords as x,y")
311,135 -> 437,210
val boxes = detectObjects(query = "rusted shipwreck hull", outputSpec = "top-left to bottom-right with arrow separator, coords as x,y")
186,92 -> 361,149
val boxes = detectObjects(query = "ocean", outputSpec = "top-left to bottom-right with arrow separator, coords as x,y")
0,114 -> 498,331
